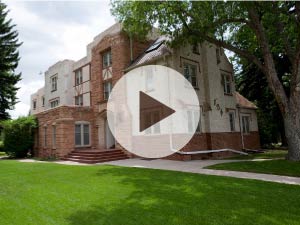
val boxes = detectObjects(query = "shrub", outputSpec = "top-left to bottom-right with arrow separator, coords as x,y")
0,141 -> 4,152
1,116 -> 37,158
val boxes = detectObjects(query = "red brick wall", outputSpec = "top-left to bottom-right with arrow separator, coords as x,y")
35,106 -> 95,158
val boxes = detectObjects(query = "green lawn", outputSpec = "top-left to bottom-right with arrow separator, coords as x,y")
1,160 -> 300,225
206,159 -> 300,177
229,150 -> 287,160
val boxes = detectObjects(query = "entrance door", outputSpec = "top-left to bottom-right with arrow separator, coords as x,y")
105,120 -> 115,149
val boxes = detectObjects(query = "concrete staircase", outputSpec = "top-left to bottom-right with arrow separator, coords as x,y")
62,149 -> 129,164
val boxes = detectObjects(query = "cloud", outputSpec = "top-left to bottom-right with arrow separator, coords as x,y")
2,0 -> 116,118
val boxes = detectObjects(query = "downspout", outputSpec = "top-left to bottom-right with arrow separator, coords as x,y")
129,34 -> 133,62
237,105 -> 245,150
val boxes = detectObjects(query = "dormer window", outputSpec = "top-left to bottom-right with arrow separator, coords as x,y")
103,50 -> 112,68
51,75 -> 58,92
75,69 -> 83,85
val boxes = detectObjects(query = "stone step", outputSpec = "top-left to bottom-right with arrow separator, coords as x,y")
66,153 -> 127,160
62,148 -> 129,164
62,155 -> 128,164
69,151 -> 124,157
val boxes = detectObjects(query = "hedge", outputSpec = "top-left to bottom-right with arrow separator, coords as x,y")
1,116 -> 37,158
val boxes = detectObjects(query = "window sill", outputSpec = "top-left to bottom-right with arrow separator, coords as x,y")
224,93 -> 233,96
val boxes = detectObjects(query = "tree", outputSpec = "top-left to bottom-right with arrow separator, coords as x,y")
236,55 -> 291,147
111,1 -> 300,161
0,2 -> 22,120
1,116 -> 37,158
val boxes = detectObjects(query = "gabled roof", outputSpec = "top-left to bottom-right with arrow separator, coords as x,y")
235,92 -> 257,109
127,37 -> 171,71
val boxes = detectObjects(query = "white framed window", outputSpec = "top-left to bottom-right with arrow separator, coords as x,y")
144,110 -> 161,135
103,50 -> 112,68
51,75 -> 58,92
75,94 -> 83,106
222,74 -> 232,95
229,112 -> 235,132
50,99 -> 59,108
75,122 -> 90,147
242,116 -> 250,134
183,63 -> 198,88
75,69 -> 83,86
33,100 -> 37,110
104,81 -> 112,100
52,125 -> 56,148
187,110 -> 201,133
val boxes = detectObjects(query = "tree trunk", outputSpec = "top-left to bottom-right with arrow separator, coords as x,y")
285,96 -> 300,161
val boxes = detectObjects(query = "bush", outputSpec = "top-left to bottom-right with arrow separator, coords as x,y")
1,116 -> 37,158
0,141 -> 4,152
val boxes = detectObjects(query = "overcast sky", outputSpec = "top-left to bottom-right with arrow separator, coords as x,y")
3,0 -> 116,118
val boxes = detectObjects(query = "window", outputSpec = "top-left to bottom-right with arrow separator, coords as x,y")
52,126 -> 56,148
183,63 -> 198,88
187,110 -> 201,133
75,69 -> 83,85
103,50 -> 112,68
50,99 -> 59,108
222,74 -> 232,95
51,75 -> 58,92
33,100 -> 37,110
75,123 -> 90,147
242,116 -> 250,134
75,94 -> 83,106
144,111 -> 161,135
44,127 -> 47,147
42,96 -> 45,107
103,81 -> 112,100
229,112 -> 235,132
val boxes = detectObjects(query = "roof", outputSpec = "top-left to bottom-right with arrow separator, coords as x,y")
127,37 -> 171,71
235,92 -> 257,109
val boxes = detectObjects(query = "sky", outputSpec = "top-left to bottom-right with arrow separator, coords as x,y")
3,0 -> 116,118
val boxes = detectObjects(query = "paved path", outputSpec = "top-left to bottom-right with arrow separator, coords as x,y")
16,157 -> 300,185
103,158 -> 300,185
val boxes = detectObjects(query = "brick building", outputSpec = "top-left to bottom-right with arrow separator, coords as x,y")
30,23 -> 260,162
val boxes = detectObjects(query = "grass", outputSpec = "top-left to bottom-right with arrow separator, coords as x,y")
0,161 -> 300,225
229,150 -> 287,160
206,159 -> 300,177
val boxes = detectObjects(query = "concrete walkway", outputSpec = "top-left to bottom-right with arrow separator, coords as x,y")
16,157 -> 300,185
103,158 -> 300,185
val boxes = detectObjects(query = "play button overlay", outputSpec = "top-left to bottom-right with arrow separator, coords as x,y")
107,65 -> 200,158
139,91 -> 175,132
